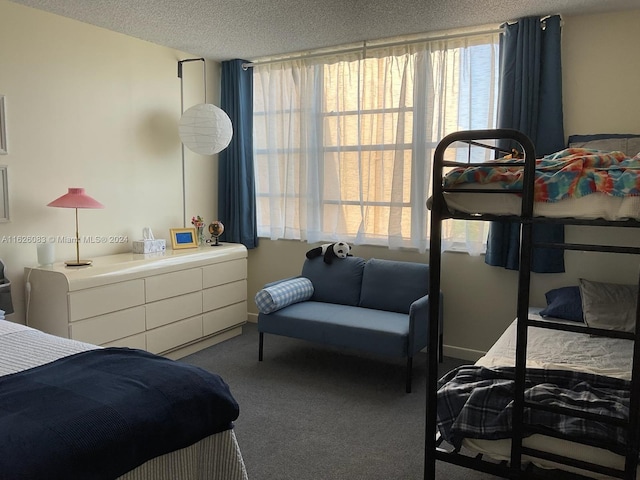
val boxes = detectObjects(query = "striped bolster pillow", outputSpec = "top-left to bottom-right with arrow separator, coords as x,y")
255,277 -> 314,314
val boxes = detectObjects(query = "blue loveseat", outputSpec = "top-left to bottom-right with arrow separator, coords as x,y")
256,256 -> 443,392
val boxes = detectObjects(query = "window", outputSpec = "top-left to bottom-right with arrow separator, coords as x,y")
253,32 -> 499,253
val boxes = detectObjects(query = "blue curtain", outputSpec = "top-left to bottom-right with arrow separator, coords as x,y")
219,59 -> 258,249
485,15 -> 565,273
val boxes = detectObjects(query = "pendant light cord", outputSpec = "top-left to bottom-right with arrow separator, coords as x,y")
177,57 -> 207,227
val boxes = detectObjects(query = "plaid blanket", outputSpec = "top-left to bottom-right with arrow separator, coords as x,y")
437,366 -> 631,452
443,148 -> 640,202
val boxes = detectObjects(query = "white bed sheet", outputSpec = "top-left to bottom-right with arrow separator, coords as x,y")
475,310 -> 633,380
443,186 -> 640,221
461,311 -> 636,479
0,320 -> 249,480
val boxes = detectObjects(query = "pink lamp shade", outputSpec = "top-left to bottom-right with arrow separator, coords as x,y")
47,188 -> 104,209
47,188 -> 104,267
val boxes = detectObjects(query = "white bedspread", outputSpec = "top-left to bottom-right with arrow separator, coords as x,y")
0,320 -> 97,376
475,311 -> 633,380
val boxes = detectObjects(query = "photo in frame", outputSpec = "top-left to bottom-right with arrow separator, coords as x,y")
0,96 -> 6,155
169,227 -> 198,250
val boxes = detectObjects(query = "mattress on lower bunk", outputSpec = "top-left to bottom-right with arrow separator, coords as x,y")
0,320 -> 248,480
454,311 -> 635,479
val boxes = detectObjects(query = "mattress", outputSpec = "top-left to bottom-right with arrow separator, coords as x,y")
442,186 -> 640,221
463,310 -> 636,479
0,319 -> 249,480
440,145 -> 640,221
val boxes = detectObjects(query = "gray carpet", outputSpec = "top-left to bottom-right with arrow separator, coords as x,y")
183,323 -> 501,480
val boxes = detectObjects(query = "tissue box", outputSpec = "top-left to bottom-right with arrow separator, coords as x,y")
132,239 -> 166,254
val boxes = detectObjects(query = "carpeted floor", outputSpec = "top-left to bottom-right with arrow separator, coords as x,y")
183,322 -> 501,480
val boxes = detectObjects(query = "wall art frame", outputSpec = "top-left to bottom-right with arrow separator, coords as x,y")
0,166 -> 8,222
0,96 -> 6,155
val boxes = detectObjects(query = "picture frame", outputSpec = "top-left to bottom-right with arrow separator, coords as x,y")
0,166 -> 8,222
169,227 -> 198,250
0,96 -> 6,155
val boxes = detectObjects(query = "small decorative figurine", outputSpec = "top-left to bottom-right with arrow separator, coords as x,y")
208,221 -> 225,246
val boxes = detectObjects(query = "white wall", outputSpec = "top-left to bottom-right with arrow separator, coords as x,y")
247,9 -> 640,360
0,0 -> 221,323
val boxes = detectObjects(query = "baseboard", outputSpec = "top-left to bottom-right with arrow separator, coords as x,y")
247,313 -> 258,323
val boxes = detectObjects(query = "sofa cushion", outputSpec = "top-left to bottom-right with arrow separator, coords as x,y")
258,301 -> 410,357
255,277 -> 314,314
301,256 -> 366,306
359,259 -> 429,314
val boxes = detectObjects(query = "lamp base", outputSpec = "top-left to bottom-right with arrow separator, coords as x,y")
65,259 -> 92,267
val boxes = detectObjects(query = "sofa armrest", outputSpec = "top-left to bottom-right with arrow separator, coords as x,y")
408,292 -> 443,356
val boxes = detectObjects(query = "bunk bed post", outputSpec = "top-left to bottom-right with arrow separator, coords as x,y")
625,273 -> 640,479
424,133 -> 448,480
508,131 -> 536,475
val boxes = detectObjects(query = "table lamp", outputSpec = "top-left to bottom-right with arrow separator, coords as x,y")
47,188 -> 104,267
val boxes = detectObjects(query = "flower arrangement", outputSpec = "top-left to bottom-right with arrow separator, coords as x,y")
191,216 -> 205,228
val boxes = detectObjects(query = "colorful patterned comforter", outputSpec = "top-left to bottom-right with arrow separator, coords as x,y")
443,148 -> 640,203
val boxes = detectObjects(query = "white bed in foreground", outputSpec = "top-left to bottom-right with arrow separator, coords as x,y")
0,318 -> 248,480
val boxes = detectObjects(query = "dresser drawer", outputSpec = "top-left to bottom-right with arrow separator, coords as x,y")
146,291 -> 202,330
203,301 -> 247,336
69,280 -> 145,321
102,332 -> 146,350
70,306 -> 146,345
202,259 -> 246,288
145,269 -> 203,302
146,315 -> 203,354
203,280 -> 247,312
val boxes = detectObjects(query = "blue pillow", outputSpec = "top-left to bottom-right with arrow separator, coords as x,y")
255,277 -> 314,314
539,286 -> 583,322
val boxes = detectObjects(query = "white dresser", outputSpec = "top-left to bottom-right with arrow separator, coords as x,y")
24,244 -> 248,359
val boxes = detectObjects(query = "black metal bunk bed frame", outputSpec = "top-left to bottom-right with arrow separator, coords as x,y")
425,129 -> 640,480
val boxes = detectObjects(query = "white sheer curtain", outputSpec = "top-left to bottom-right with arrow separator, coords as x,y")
253,33 -> 499,253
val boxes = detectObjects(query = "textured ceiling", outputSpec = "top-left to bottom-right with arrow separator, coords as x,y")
8,0 -> 640,61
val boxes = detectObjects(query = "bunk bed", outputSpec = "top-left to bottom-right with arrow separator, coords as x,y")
425,129 -> 640,480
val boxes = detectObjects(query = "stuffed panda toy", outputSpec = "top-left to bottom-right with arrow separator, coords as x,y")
306,242 -> 352,264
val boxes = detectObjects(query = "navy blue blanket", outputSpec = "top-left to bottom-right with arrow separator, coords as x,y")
0,348 -> 239,480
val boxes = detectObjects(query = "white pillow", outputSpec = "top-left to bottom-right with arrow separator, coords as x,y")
255,277 -> 314,314
579,278 -> 638,333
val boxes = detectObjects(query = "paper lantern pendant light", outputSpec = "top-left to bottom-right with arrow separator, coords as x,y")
178,103 -> 233,155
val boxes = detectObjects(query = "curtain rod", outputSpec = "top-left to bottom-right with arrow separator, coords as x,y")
241,26 -> 502,70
